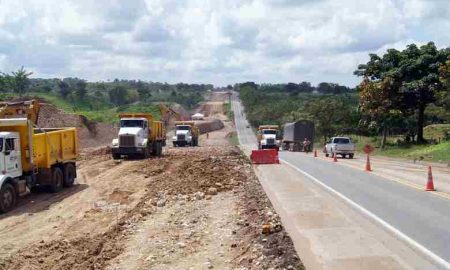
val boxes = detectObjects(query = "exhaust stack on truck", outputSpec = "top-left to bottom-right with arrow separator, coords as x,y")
112,113 -> 166,159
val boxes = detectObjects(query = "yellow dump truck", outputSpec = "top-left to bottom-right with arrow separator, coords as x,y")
0,118 -> 78,213
172,121 -> 199,147
257,125 -> 280,150
111,113 -> 166,159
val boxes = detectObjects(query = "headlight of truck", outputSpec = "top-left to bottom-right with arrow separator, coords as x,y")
261,140 -> 267,145
138,142 -> 145,146
112,139 -> 119,147
172,136 -> 177,140
187,136 -> 192,140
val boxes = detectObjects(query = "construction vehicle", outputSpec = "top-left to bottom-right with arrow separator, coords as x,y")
282,120 -> 315,152
0,100 -> 78,213
159,103 -> 182,127
256,125 -> 280,150
111,113 -> 165,159
172,121 -> 199,147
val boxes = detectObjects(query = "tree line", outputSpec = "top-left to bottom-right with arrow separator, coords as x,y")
238,42 -> 450,147
0,70 -> 212,110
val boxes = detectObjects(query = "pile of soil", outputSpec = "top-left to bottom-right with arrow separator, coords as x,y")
37,104 -> 116,149
195,119 -> 225,134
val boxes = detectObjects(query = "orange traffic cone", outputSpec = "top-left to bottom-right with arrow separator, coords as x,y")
425,166 -> 436,191
365,154 -> 372,171
314,149 -> 318,157
333,152 -> 338,162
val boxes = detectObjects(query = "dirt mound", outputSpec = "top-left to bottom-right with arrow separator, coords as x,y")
195,119 -> 225,134
37,104 -> 116,149
141,146 -> 246,195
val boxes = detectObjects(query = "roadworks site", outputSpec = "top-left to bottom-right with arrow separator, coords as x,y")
0,97 -> 303,270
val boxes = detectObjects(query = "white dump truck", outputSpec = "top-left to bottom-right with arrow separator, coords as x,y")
172,121 -> 199,147
111,113 -> 166,159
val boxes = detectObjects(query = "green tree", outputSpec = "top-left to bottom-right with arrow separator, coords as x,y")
58,80 -> 71,98
75,80 -> 87,99
109,85 -> 127,105
302,97 -> 353,142
355,42 -> 450,143
11,66 -> 33,95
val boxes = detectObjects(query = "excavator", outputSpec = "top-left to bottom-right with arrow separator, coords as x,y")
159,103 -> 182,127
0,100 -> 41,124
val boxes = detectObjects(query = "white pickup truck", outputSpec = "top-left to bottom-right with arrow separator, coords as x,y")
324,137 -> 355,159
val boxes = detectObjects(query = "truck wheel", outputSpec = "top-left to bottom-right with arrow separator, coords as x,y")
349,154 -> 354,159
342,154 -> 346,159
112,153 -> 121,160
0,183 -> 16,213
63,163 -> 76,187
158,142 -> 163,156
173,142 -> 177,147
49,167 -> 64,193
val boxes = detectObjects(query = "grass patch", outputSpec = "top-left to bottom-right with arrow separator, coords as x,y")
227,131 -> 239,146
223,102 -> 234,122
378,141 -> 450,162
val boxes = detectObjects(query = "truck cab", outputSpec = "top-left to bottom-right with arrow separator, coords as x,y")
112,117 -> 150,158
0,132 -> 22,179
173,125 -> 193,147
172,121 -> 199,147
257,126 -> 280,150
111,113 -> 165,159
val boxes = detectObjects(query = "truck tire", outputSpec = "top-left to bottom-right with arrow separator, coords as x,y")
112,153 -> 121,160
63,163 -> 76,187
173,142 -> 177,147
159,142 -> 163,156
0,183 -> 16,213
349,153 -> 354,159
49,167 -> 64,193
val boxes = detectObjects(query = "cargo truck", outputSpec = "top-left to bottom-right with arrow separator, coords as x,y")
282,120 -> 315,152
0,118 -> 78,213
257,125 -> 280,150
111,113 -> 166,159
172,121 -> 199,147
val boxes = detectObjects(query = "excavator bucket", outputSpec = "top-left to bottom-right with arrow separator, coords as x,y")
250,149 -> 280,164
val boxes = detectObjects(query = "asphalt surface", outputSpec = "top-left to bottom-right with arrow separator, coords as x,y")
231,92 -> 450,267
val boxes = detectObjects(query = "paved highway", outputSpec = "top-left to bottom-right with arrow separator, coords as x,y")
231,93 -> 450,269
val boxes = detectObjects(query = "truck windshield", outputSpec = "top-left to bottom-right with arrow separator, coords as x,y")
176,126 -> 190,131
120,120 -> 144,128
262,130 -> 277,135
334,138 -> 350,144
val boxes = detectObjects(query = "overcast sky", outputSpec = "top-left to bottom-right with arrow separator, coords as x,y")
0,0 -> 449,86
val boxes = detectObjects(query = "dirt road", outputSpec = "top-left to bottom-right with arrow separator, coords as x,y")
0,93 -> 302,270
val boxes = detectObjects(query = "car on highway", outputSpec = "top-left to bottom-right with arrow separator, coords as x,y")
324,136 -> 355,158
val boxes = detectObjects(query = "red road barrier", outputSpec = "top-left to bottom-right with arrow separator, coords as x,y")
425,166 -> 436,191
251,149 -> 280,164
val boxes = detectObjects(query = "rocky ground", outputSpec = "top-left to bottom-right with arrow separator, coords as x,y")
0,146 -> 303,270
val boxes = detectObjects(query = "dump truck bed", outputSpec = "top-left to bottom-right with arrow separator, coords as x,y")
32,128 -> 78,169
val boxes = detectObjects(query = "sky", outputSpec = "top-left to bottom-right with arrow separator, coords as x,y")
0,0 -> 449,87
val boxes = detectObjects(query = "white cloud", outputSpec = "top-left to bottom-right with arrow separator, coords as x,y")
0,0 -> 449,86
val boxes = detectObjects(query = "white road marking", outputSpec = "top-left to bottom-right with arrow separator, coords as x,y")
281,158 -> 450,270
